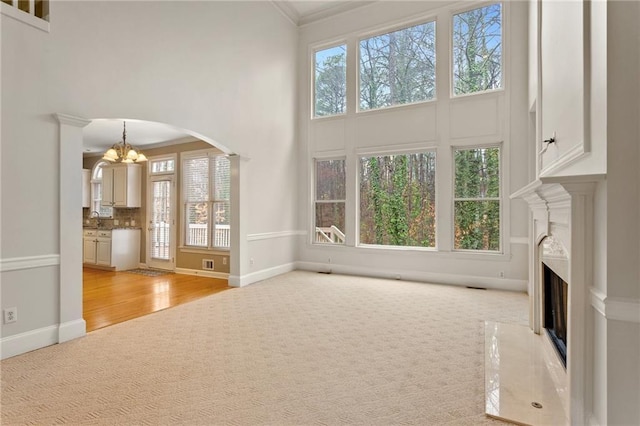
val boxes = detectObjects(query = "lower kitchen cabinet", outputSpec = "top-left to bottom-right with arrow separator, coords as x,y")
83,228 -> 140,271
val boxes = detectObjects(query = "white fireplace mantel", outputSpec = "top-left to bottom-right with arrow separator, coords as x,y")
511,174 -> 604,425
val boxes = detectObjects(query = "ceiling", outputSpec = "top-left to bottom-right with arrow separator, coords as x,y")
83,119 -> 192,154
275,0 -> 375,26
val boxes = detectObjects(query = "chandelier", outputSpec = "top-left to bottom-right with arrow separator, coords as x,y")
102,121 -> 147,163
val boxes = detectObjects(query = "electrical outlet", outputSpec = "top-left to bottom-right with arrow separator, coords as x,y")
499,271 -> 505,278
222,257 -> 227,265
328,257 -> 331,264
4,307 -> 17,324
250,258 -> 254,266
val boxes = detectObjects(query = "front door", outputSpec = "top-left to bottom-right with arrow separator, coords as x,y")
147,177 -> 175,270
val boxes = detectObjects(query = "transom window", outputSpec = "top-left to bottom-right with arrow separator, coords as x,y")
150,158 -> 175,174
453,146 -> 501,251
182,152 -> 230,249
452,3 -> 503,96
314,44 -> 347,118
359,151 -> 436,247
314,159 -> 346,244
359,20 -> 436,111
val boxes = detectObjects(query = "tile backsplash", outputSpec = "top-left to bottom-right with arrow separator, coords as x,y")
83,208 -> 141,228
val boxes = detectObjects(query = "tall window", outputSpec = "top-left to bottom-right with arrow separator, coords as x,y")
452,3 -> 502,96
315,159 -> 346,244
90,161 -> 113,218
182,152 -> 230,249
454,146 -> 500,251
359,152 -> 436,247
359,20 -> 436,111
314,45 -> 347,117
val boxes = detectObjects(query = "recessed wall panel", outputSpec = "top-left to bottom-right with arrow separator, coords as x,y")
311,118 -> 346,152
450,95 -> 499,139
355,104 -> 436,148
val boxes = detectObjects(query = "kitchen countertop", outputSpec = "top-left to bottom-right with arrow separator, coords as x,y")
83,226 -> 142,230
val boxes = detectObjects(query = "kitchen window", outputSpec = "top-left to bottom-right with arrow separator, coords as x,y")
91,161 -> 113,218
181,151 -> 230,249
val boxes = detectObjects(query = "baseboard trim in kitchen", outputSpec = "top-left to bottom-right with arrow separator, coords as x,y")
174,268 -> 229,280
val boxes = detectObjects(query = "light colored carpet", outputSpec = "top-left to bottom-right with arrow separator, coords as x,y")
1,271 -> 527,425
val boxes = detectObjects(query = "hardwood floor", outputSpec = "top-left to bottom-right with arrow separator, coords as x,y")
83,268 -> 230,332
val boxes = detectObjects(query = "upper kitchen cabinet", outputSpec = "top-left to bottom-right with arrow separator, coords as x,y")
101,163 -> 142,208
82,169 -> 91,208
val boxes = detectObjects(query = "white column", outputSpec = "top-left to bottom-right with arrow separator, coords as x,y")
55,113 -> 91,343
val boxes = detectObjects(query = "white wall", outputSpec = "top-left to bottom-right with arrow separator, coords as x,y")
296,1 -> 530,291
1,1 -> 298,354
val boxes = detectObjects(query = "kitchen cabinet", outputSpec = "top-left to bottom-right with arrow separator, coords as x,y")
82,169 -> 91,208
83,228 -> 140,271
101,164 -> 141,208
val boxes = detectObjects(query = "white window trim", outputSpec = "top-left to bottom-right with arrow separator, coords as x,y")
312,157 -> 347,245
148,154 -> 177,176
450,1 -> 505,98
180,149 -> 230,251
356,17 -> 438,113
356,149 -> 437,249
90,161 -> 113,218
311,42 -> 348,120
451,143 -> 503,253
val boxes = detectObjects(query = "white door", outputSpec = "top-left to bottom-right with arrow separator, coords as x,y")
147,177 -> 175,270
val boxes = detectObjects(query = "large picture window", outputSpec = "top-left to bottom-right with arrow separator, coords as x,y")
359,152 -> 436,247
314,159 -> 346,244
454,146 -> 500,251
182,152 -> 230,249
359,20 -> 436,111
452,3 -> 502,96
314,44 -> 347,118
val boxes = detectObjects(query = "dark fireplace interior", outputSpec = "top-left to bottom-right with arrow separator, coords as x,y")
543,263 -> 568,367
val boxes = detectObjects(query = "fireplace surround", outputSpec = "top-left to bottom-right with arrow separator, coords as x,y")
512,174 -> 603,424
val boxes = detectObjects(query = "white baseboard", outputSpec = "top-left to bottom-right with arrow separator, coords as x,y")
228,262 -> 297,287
295,261 -> 527,292
174,268 -> 229,280
1,325 -> 58,360
58,319 -> 86,343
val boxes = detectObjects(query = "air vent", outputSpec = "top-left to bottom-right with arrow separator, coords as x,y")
202,259 -> 215,271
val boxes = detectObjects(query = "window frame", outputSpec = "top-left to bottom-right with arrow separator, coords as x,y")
356,17 -> 438,113
90,161 -> 113,218
451,143 -> 502,253
180,149 -> 230,252
148,155 -> 176,176
311,42 -> 348,120
450,1 -> 505,99
313,156 -> 347,245
356,148 -> 438,250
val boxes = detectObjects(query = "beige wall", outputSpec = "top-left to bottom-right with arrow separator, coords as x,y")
83,139 -> 230,274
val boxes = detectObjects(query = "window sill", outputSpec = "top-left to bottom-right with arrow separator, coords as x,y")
1,3 -> 49,32
179,246 -> 230,256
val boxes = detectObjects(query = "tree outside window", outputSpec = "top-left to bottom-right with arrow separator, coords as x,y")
452,3 -> 502,96
454,147 -> 500,251
359,21 -> 436,111
314,45 -> 347,117
359,152 -> 436,247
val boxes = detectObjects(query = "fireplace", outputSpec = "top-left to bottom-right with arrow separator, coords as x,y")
543,263 -> 568,366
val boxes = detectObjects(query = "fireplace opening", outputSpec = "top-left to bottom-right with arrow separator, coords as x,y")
543,263 -> 568,367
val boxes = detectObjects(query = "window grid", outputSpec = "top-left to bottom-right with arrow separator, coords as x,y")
314,158 -> 346,245
182,153 -> 230,249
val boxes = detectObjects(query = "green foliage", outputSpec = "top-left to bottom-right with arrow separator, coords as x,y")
454,147 -> 500,251
360,153 -> 436,247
